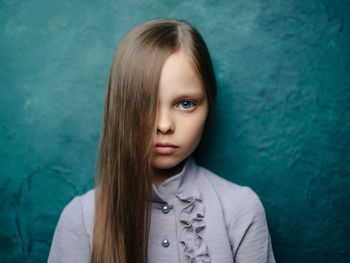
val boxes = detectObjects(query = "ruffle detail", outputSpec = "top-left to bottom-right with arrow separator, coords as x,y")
176,188 -> 211,263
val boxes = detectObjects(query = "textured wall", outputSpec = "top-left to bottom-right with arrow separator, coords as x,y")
0,0 -> 349,262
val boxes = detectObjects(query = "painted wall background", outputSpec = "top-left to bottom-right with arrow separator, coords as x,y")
0,0 -> 349,262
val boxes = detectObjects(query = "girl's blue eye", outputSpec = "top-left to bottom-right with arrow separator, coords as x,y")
179,101 -> 195,110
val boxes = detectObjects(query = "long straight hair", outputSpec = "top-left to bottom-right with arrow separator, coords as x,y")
91,18 -> 217,263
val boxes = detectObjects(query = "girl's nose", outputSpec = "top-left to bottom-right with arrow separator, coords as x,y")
156,110 -> 174,134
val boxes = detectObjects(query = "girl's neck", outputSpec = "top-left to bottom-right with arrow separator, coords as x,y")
152,159 -> 186,189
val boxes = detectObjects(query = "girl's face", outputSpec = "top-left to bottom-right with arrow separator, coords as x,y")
151,49 -> 208,173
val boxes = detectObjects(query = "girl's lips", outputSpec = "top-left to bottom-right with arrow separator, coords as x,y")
153,146 -> 177,154
155,142 -> 177,147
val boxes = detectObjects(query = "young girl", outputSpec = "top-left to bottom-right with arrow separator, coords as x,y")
48,18 -> 276,263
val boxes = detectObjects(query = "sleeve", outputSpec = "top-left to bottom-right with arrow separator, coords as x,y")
228,187 -> 276,263
47,196 -> 91,263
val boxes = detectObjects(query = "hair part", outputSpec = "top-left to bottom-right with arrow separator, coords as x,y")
92,18 -> 217,263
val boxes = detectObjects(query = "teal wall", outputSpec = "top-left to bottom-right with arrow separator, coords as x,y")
1,0 -> 349,262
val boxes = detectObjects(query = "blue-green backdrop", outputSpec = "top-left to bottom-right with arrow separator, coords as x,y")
1,0 -> 349,262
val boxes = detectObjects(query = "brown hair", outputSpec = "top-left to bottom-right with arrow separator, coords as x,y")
91,18 -> 217,263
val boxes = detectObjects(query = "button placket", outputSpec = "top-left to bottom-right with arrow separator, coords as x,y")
158,202 -> 173,248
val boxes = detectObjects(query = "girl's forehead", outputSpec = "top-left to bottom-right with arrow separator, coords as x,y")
158,51 -> 203,90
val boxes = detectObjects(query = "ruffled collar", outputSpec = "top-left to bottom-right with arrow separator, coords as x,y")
151,155 -> 211,262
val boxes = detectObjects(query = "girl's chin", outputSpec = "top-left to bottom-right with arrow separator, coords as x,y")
151,157 -> 186,176
152,156 -> 179,168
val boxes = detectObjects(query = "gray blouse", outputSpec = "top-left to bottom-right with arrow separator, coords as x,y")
48,155 -> 276,262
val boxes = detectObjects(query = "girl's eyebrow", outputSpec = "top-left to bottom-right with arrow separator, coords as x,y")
175,93 -> 206,101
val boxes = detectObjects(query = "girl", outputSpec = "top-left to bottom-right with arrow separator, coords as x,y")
48,18 -> 276,263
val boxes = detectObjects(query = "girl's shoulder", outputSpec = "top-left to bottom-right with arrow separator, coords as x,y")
198,165 -> 262,202
78,188 -> 95,212
55,189 -> 95,226
48,190 -> 95,262
58,189 -> 95,233
196,165 -> 267,226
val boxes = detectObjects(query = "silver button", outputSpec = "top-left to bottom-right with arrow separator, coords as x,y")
161,239 -> 170,247
161,204 -> 170,214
